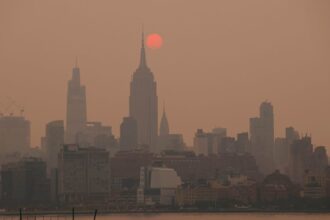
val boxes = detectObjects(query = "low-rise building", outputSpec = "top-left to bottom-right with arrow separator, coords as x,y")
259,170 -> 299,203
302,169 -> 326,199
176,174 -> 257,207
137,164 -> 181,206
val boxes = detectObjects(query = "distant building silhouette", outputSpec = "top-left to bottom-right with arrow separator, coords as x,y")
58,145 -> 110,205
194,128 -> 230,155
220,137 -> 236,153
129,32 -> 158,151
119,116 -> 138,150
45,120 -> 64,171
289,136 -> 313,184
303,169 -> 327,199
158,107 -> 186,152
274,127 -> 299,173
313,146 -> 328,175
193,129 -> 216,156
0,115 -> 30,155
286,126 -> 300,145
76,121 -> 113,147
236,132 -> 249,154
1,157 -> 49,207
212,127 -> 227,154
250,101 -> 274,174
259,170 -> 299,202
65,64 -> 87,143
159,107 -> 169,137
274,137 -> 287,172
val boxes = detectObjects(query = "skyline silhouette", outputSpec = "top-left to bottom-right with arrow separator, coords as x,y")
0,0 -> 329,154
1,0 -> 330,213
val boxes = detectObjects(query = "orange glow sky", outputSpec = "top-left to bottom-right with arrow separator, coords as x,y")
0,0 -> 330,154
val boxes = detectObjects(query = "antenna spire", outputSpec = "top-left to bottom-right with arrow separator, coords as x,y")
139,25 -> 147,68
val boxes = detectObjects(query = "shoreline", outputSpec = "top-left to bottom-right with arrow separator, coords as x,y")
0,209 -> 330,216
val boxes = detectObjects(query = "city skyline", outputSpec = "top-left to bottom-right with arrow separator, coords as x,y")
1,0 -> 330,213
0,0 -> 330,153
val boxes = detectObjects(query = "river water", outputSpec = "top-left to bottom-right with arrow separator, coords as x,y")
61,213 -> 330,220
2,213 -> 330,220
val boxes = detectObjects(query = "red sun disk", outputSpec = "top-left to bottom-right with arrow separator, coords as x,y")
146,33 -> 163,49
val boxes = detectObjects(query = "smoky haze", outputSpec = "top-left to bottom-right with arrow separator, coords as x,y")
0,0 -> 330,152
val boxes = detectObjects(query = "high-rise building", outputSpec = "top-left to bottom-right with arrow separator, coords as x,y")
212,127 -> 227,154
159,108 -> 169,137
1,157 -> 50,207
119,117 -> 138,150
158,107 -> 170,151
193,128 -> 230,155
285,126 -> 300,145
129,33 -> 158,150
274,137 -> 287,172
157,108 -> 186,152
289,136 -> 313,184
236,132 -> 249,154
45,120 -> 64,170
65,64 -> 87,143
274,127 -> 299,173
249,101 -> 274,174
220,137 -> 236,153
58,145 -> 110,205
312,146 -> 328,175
193,129 -> 217,156
0,115 -> 30,155
76,121 -> 113,148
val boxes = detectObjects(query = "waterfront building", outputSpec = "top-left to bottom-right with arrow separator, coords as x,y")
1,157 -> 49,207
58,145 -> 110,205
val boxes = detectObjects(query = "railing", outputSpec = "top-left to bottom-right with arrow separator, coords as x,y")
0,209 -> 98,220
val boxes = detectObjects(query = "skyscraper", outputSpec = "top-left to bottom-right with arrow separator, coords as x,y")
159,107 -> 169,137
65,63 -> 87,143
0,115 -> 30,155
76,121 -> 113,148
119,116 -> 138,150
45,120 -> 64,170
157,107 -> 186,152
129,33 -> 158,150
249,101 -> 274,174
289,136 -> 313,184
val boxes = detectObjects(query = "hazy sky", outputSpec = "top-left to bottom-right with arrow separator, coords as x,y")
0,0 -> 330,152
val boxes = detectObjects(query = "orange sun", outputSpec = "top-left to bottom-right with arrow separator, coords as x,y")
146,33 -> 163,49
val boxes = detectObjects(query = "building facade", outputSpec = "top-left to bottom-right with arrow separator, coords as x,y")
66,64 -> 87,143
58,145 -> 110,205
1,157 -> 49,207
45,120 -> 64,170
0,115 -> 30,155
129,33 -> 158,150
120,116 -> 138,150
249,101 -> 275,174
76,121 -> 114,148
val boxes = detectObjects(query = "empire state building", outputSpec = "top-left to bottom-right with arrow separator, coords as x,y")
129,33 -> 158,150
